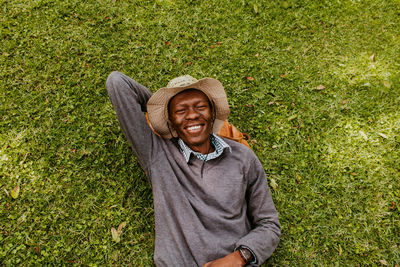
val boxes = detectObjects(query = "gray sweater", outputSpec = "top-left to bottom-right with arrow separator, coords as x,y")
106,72 -> 281,267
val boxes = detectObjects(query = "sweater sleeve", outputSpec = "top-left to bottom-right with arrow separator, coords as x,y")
106,71 -> 161,173
235,156 -> 281,265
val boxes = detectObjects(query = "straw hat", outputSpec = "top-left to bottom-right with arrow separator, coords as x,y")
147,75 -> 230,139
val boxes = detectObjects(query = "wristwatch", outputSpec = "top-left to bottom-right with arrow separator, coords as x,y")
238,247 -> 253,264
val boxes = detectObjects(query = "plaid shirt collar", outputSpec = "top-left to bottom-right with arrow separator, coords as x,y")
178,134 -> 231,163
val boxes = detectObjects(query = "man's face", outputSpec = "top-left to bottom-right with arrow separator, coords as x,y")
168,89 -> 213,153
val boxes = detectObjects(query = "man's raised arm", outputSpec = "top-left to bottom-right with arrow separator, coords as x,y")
106,71 -> 159,172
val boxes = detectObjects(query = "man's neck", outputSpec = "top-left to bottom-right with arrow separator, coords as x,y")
187,139 -> 215,155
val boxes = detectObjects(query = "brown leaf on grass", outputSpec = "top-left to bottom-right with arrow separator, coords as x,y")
379,259 -> 388,266
378,133 -> 388,139
165,41 -> 170,46
317,84 -> 326,90
268,101 -> 275,105
255,53 -> 259,57
370,54 -> 375,62
270,178 -> 278,190
246,104 -> 255,107
295,173 -> 301,184
350,172 -> 358,176
185,62 -> 191,66
117,222 -> 127,233
382,80 -> 392,88
217,42 -> 222,45
210,45 -> 214,48
246,76 -> 254,81
11,185 -> 20,199
111,227 -> 120,243
341,99 -> 347,105
280,74 -> 288,78
389,202 -> 396,211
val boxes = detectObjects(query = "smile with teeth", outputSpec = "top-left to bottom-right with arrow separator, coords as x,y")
186,125 -> 202,133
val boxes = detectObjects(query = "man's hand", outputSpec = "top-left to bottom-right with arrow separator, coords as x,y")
202,251 -> 245,267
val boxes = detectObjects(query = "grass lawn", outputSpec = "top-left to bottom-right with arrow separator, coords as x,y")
1,0 -> 399,265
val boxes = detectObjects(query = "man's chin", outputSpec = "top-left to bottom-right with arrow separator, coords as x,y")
182,136 -> 210,148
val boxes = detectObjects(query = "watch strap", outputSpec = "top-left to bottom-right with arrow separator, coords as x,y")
238,247 -> 253,264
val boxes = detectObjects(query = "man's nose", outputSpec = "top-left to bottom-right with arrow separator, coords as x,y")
186,107 -> 200,119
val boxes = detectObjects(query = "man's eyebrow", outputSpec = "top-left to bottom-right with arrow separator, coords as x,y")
174,100 -> 209,106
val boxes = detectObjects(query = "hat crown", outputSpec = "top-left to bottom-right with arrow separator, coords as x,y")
167,75 -> 198,88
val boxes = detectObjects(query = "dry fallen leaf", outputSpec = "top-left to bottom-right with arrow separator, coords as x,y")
295,173 -> 301,184
378,133 -> 388,139
270,178 -> 278,190
370,54 -> 375,62
359,130 -> 368,141
280,74 -> 288,78
11,185 -> 20,199
246,76 -> 254,81
268,101 -> 275,105
379,259 -> 388,266
165,41 -> 170,46
382,80 -> 392,88
117,222 -> 127,233
317,84 -> 326,90
111,227 -> 120,243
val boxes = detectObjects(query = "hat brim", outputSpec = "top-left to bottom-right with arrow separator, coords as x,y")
147,78 -> 230,139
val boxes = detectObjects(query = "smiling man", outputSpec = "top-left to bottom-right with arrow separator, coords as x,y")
106,72 -> 280,267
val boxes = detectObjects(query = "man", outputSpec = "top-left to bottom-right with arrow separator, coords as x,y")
106,72 -> 280,267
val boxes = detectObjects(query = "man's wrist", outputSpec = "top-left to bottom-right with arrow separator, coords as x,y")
233,250 -> 246,266
237,246 -> 255,265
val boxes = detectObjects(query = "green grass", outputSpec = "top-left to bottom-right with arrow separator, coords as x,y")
1,0 -> 399,265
